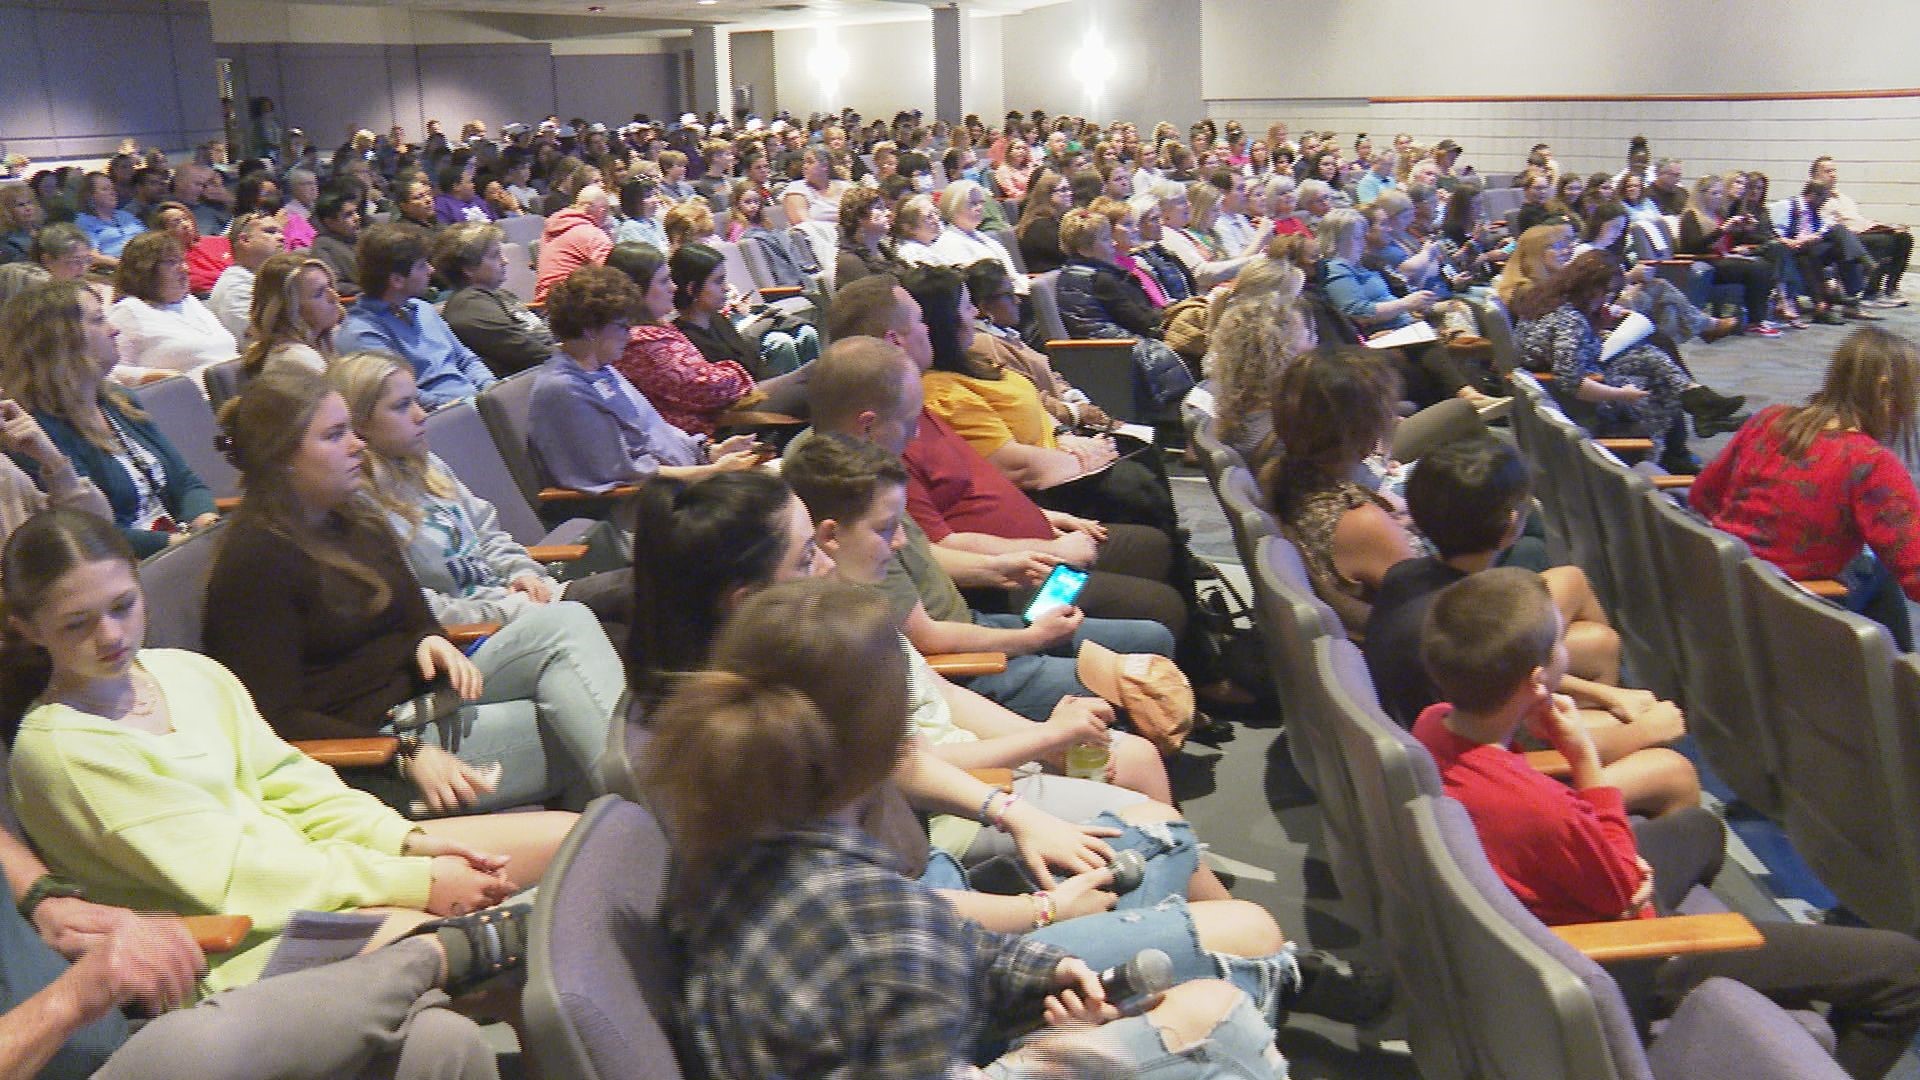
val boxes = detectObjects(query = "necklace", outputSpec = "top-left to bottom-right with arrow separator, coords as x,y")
54,667 -> 158,721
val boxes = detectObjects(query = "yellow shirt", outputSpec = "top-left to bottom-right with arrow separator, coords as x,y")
10,649 -> 432,993
921,369 -> 1057,457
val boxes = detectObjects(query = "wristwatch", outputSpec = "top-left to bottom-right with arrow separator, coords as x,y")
18,874 -> 85,923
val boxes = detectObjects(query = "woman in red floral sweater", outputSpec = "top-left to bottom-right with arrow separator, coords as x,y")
1691,327 -> 1920,649
605,242 -> 807,436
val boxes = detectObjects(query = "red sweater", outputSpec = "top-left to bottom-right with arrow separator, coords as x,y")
614,323 -> 753,438
1691,405 -> 1920,600
1413,704 -> 1649,926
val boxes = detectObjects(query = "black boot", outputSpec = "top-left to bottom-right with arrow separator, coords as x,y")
1660,423 -> 1702,474
1680,385 -> 1746,422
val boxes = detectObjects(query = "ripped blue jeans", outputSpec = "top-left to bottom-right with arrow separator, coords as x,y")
922,811 -> 1300,1026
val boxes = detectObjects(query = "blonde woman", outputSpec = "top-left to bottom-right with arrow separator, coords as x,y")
1677,174 -> 1780,335
331,350 -> 631,632
241,252 -> 343,378
1203,256 -> 1311,462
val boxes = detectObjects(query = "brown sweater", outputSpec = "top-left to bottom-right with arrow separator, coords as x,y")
203,512 -> 439,741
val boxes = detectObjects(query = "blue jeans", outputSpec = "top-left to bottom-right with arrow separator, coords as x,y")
962,612 -> 1177,721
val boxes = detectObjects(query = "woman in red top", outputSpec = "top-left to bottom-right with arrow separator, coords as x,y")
1691,327 -> 1920,650
605,242 -> 807,436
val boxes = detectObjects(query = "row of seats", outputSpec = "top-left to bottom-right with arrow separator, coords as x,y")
1505,370 -> 1920,941
1183,406 -> 1848,1080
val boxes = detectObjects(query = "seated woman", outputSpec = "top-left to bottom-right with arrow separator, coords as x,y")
1617,171 -> 1663,224
1260,348 -> 1420,636
1727,172 -> 1811,327
1514,251 -> 1745,475
0,281 -> 218,558
909,262 -> 1178,538
72,172 -> 144,268
107,231 -> 240,387
1158,181 -> 1256,289
1052,207 -> 1200,414
1581,202 -> 1737,347
1204,256 -> 1314,465
609,242 -> 808,433
994,138 -> 1035,202
530,263 -> 763,494
965,259 -> 1113,429
669,242 -> 819,382
1677,175 -> 1781,336
779,146 -> 851,227
834,186 -> 896,287
930,179 -> 1028,294
204,368 -> 624,814
1693,328 -> 1920,651
723,180 -> 812,286
1365,189 -> 1457,301
1259,174 -> 1311,238
3,507 -> 572,994
651,578 -> 1290,1080
661,199 -> 716,256
1506,169 -> 1558,238
889,194 -> 945,265
1315,208 -> 1496,411
432,222 -> 554,379
241,252 -> 343,379
334,350 -> 632,635
607,177 -> 668,252
30,223 -> 96,284
1014,171 -> 1072,275
1493,219 -> 1574,312
1436,181 -> 1507,289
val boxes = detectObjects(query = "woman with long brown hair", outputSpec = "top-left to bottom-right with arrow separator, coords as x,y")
1693,327 -> 1920,649
202,368 -> 621,815
241,251 -> 344,377
1015,170 -> 1072,275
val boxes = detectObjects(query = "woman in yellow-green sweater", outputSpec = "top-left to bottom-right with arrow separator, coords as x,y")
1,509 -> 575,993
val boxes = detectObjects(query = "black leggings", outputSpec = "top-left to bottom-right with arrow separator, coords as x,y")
1632,809 -> 1920,1080
1704,255 -> 1776,324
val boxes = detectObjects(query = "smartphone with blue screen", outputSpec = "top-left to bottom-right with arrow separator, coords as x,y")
1023,564 -> 1090,624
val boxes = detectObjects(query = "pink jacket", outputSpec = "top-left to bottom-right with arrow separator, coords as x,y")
533,207 -> 613,304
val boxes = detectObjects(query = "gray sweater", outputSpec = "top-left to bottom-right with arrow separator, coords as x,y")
381,452 -> 557,624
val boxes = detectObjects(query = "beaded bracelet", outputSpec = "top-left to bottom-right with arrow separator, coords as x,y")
1029,890 -> 1056,930
986,791 -> 1020,832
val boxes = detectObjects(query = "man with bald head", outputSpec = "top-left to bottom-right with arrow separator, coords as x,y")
819,274 -> 1206,680
533,182 -> 615,304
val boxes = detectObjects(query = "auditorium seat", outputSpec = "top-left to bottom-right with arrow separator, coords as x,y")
1216,465 -> 1274,572
136,373 -> 241,501
525,794 -> 687,1080
1571,439 -> 1683,700
1738,557 -> 1920,936
1025,269 -> 1139,422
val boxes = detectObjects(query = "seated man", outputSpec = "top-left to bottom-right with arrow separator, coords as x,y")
533,184 -> 614,305
309,187 -> 363,299
785,427 -> 1172,746
206,211 -> 286,340
173,164 -> 231,241
1812,156 -> 1911,307
337,222 -> 497,409
823,276 -> 1242,703
0,807 -> 498,1080
1362,435 -> 1699,817
1414,567 -> 1920,1080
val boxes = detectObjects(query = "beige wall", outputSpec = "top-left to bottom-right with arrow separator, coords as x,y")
772,17 -> 936,119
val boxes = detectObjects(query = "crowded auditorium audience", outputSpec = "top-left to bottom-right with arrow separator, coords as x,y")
0,97 -> 1912,1080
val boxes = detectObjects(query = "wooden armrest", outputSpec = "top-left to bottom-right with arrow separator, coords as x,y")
181,914 -> 252,953
758,285 -> 804,300
443,622 -> 501,646
294,737 -> 399,768
968,768 -> 1016,792
1551,911 -> 1765,964
1046,338 -> 1138,350
927,652 -> 1010,677
1524,750 -> 1572,778
1645,258 -> 1693,266
1796,578 -> 1848,600
1651,475 -> 1695,490
716,409 -> 804,428
1595,437 -> 1656,453
134,370 -> 178,386
526,544 -> 589,562
538,484 -> 641,502
214,495 -> 241,512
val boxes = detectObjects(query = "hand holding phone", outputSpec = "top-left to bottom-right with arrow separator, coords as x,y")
1024,564 -> 1090,624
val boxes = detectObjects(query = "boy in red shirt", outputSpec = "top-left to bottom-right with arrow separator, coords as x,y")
1414,568 -> 1920,1079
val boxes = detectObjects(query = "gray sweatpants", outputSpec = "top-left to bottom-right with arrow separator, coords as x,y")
95,939 -> 498,1080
